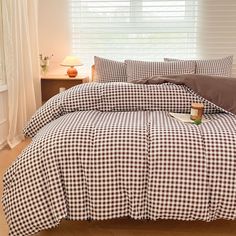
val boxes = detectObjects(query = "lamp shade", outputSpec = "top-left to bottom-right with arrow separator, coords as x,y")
60,56 -> 83,67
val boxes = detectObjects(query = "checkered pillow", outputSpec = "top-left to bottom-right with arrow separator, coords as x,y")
125,60 -> 196,82
94,56 -> 127,82
164,56 -> 233,77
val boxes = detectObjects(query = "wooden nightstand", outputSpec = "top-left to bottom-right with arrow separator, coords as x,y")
41,75 -> 89,103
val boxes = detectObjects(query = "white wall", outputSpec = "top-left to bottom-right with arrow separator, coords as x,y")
38,0 -> 72,74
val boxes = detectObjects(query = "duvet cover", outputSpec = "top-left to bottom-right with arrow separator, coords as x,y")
2,82 -> 236,236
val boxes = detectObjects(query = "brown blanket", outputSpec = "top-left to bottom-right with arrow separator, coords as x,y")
132,74 -> 236,115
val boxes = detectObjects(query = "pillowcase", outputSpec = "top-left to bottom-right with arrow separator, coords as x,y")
164,56 -> 233,77
94,56 -> 127,83
125,60 -> 196,82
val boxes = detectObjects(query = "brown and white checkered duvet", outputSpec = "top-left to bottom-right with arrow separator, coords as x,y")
2,83 -> 236,236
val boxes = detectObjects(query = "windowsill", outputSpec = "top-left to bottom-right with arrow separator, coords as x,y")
0,84 -> 7,92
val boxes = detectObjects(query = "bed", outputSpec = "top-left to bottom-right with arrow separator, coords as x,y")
2,62 -> 236,236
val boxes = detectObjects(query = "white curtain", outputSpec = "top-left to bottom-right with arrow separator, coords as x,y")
2,0 -> 41,148
197,0 -> 236,76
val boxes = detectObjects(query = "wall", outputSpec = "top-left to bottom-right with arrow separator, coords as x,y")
0,87 -> 8,149
38,0 -> 72,74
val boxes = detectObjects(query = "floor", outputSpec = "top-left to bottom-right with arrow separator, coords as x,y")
0,140 -> 236,236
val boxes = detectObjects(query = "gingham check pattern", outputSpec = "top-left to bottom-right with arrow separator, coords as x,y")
2,83 -> 236,236
164,56 -> 233,77
23,83 -> 221,137
94,56 -> 127,82
125,60 -> 196,82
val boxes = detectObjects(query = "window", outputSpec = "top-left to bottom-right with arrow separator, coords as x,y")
71,0 -> 198,67
71,0 -> 236,75
0,0 -> 6,85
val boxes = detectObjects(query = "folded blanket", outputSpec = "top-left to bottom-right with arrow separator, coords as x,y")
23,82 -> 223,137
131,74 -> 236,115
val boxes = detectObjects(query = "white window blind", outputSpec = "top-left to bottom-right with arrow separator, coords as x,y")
71,0 -> 236,76
71,0 -> 198,66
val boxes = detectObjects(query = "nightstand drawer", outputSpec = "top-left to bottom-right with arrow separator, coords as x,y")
41,76 -> 87,103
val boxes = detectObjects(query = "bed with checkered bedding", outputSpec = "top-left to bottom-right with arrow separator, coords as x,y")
2,82 -> 236,236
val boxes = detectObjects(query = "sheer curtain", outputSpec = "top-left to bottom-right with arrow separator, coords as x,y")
197,0 -> 236,76
0,0 -> 6,85
2,0 -> 41,148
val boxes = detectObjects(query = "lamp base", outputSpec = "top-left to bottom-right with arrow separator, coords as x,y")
67,67 -> 78,78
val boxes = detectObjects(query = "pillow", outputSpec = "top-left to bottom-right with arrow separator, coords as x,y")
125,60 -> 196,82
94,56 -> 127,83
164,56 -> 233,77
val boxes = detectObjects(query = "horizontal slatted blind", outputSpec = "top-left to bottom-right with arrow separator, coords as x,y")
71,0 -> 236,76
71,0 -> 198,67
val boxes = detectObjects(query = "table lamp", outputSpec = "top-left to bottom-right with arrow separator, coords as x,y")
60,56 -> 83,78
